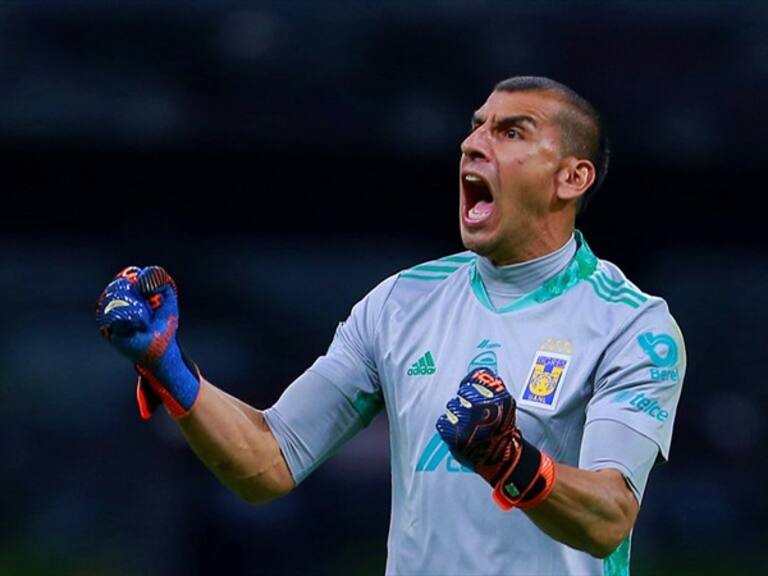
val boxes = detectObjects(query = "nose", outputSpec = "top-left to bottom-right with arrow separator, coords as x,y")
460,126 -> 490,160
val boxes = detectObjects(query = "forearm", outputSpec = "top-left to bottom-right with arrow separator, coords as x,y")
524,465 -> 638,558
177,378 -> 295,504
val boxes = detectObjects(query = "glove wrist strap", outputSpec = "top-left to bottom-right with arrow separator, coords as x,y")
492,437 -> 557,511
135,339 -> 202,420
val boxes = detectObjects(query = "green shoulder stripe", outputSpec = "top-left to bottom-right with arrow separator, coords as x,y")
438,254 -> 476,263
586,280 -> 639,308
593,272 -> 648,302
411,264 -> 461,274
595,270 -> 625,289
400,273 -> 450,281
586,276 -> 643,309
595,268 -> 648,297
400,252 -> 475,282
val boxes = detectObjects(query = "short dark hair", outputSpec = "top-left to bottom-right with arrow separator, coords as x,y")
494,76 -> 609,214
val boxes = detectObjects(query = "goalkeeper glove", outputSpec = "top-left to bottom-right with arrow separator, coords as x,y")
435,367 -> 556,510
95,266 -> 201,419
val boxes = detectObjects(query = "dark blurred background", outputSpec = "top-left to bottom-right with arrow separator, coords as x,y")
0,1 -> 766,575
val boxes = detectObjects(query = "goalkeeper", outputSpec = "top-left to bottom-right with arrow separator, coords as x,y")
96,76 -> 685,575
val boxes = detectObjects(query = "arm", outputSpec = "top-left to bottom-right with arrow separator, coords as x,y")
524,466 -> 637,558
95,266 -> 293,503
531,302 -> 686,556
437,305 -> 685,558
177,362 -> 380,502
96,266 -> 388,503
177,378 -> 294,504
525,416 -> 659,557
436,368 -> 651,559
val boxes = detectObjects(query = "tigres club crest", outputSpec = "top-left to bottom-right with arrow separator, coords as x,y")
518,338 -> 572,411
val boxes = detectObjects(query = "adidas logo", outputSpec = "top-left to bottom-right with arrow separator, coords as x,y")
407,351 -> 436,376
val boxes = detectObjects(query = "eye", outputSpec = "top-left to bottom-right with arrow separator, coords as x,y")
505,128 -> 521,140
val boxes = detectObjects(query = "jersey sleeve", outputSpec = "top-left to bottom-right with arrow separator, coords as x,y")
584,299 -> 686,462
263,275 -> 397,484
305,274 -> 397,411
579,419 -> 658,503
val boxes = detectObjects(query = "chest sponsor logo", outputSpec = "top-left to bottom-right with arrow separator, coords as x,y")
518,338 -> 572,411
415,432 -> 472,474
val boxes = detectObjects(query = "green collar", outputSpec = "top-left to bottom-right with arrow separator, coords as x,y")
469,230 -> 597,314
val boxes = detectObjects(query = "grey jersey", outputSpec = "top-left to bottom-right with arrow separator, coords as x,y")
265,231 -> 686,576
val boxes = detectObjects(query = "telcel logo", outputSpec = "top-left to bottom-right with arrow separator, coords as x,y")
613,390 -> 669,422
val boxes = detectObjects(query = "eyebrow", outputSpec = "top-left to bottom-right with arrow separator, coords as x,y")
470,113 -> 538,131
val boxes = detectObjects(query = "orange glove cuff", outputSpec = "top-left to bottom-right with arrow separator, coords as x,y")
492,450 -> 557,511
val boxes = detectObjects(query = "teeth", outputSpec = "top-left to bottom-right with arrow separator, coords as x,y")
464,174 -> 482,182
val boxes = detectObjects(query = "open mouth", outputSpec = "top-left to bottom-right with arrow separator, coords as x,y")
462,173 -> 495,224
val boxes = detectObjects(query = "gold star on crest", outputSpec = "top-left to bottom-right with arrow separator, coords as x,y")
540,338 -> 573,355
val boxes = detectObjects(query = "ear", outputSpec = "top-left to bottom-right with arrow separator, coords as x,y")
555,158 -> 596,202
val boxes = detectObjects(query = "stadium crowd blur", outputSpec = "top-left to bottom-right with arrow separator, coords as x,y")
1,2 -> 765,574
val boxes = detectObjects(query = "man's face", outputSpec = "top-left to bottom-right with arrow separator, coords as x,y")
459,89 -> 565,264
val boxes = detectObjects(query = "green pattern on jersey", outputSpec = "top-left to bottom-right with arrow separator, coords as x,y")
469,230 -> 598,313
399,273 -> 450,281
399,231 -> 648,313
351,390 -> 384,427
399,252 -> 476,282
586,268 -> 648,309
604,536 -> 631,576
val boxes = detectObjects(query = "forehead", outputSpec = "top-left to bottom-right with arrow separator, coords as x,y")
474,89 -> 564,126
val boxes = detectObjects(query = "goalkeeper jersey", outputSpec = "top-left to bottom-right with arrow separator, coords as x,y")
264,230 -> 686,576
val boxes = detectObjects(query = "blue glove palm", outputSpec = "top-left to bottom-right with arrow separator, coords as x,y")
96,266 -> 200,419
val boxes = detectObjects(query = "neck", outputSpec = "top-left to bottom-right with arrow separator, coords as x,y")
476,233 -> 577,305
489,222 -> 575,266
